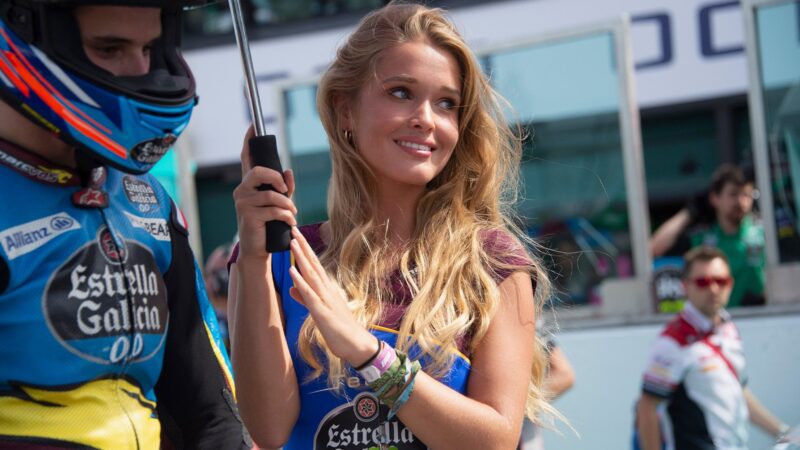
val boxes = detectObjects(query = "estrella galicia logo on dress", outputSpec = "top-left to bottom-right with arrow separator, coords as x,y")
42,230 -> 168,365
354,392 -> 380,423
123,176 -> 160,213
314,392 -> 425,449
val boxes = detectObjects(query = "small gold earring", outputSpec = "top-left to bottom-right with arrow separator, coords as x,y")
344,129 -> 353,145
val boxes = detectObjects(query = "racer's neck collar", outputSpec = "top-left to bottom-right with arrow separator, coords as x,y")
0,137 -> 81,187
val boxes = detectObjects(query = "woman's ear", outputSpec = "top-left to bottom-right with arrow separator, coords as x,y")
332,93 -> 353,130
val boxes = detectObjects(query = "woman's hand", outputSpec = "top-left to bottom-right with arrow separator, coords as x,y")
233,127 -> 298,259
288,227 -> 379,367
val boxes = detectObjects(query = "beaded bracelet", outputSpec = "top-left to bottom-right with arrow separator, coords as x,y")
372,355 -> 409,398
376,356 -> 411,403
387,360 -> 421,419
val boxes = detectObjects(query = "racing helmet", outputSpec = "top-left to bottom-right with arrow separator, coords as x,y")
0,0 -> 214,173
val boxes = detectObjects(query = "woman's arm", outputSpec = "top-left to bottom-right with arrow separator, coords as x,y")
229,128 -> 301,449
288,226 -> 537,449
394,271 -> 536,449
229,260 -> 299,449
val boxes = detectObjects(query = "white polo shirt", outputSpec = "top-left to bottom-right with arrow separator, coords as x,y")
641,303 -> 749,450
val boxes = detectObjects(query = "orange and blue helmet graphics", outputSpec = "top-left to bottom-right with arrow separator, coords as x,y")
0,1 -> 206,174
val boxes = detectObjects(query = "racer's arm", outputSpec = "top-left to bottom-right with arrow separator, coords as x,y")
154,207 -> 250,450
636,393 -> 664,450
743,387 -> 788,439
651,209 -> 691,257
544,346 -> 575,400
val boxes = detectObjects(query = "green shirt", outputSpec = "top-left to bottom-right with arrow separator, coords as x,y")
690,215 -> 765,307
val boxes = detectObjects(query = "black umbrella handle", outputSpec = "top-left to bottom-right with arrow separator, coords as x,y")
249,135 -> 291,253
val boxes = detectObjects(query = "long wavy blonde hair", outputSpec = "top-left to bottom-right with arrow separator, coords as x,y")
299,0 -> 553,422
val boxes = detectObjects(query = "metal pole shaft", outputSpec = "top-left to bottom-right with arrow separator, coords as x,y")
227,0 -> 266,137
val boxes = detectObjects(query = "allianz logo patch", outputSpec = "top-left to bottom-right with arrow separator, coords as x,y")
124,212 -> 170,241
1,213 -> 81,260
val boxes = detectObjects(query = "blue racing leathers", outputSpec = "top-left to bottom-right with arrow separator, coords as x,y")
0,139 -> 249,450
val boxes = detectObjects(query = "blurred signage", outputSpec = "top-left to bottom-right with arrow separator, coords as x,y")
652,257 -> 687,313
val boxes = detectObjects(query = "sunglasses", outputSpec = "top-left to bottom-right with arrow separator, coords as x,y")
691,276 -> 732,289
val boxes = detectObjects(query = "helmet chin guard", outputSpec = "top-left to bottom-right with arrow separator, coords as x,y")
0,1 -> 210,173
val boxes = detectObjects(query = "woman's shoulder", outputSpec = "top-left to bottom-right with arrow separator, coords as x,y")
477,227 -> 534,287
479,228 -> 532,266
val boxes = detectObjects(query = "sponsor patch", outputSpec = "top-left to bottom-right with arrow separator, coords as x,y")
0,147 -> 75,185
72,167 -> 109,209
314,392 -> 424,449
97,227 -> 127,264
131,134 -> 176,165
123,176 -> 160,213
1,213 -> 81,260
43,237 -> 168,364
124,212 -> 170,241
37,166 -> 74,184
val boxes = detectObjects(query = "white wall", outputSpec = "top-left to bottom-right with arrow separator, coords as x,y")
542,312 -> 800,450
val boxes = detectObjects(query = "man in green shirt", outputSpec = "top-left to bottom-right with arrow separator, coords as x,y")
651,164 -> 765,307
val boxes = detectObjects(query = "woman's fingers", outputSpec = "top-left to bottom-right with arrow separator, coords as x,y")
291,228 -> 334,290
238,206 -> 297,228
285,169 -> 296,198
239,165 -> 291,195
289,265 -> 322,310
290,238 -> 328,298
234,188 -> 297,215
239,125 -> 257,177
292,227 -> 324,273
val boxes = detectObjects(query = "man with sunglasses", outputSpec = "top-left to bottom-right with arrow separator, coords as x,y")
635,247 -> 790,450
0,2 -> 250,448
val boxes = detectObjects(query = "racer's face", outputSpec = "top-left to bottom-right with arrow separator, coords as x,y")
74,6 -> 162,77
683,257 -> 733,321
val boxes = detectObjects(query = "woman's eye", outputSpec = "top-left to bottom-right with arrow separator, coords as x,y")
438,98 -> 458,110
389,87 -> 410,99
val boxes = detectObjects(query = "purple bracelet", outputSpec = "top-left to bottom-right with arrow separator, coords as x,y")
371,341 -> 397,373
357,340 -> 397,383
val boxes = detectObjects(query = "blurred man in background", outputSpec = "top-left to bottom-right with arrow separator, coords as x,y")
651,164 -> 765,307
636,247 -> 791,450
205,243 -> 233,352
519,318 -> 576,450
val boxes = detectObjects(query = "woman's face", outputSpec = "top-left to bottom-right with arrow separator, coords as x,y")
348,40 -> 461,193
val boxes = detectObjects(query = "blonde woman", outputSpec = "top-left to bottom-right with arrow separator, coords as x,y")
229,2 -> 552,448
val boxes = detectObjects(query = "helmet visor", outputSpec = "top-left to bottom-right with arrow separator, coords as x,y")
18,2 -> 200,106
